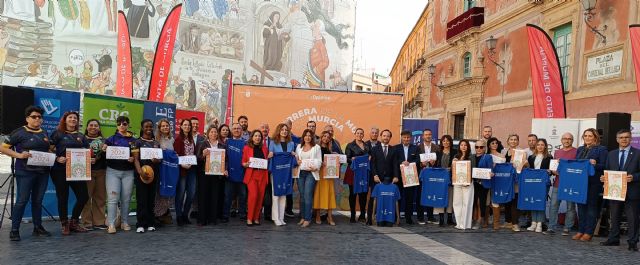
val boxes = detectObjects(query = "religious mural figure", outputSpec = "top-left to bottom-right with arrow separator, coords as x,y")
124,0 -> 156,38
262,11 -> 288,71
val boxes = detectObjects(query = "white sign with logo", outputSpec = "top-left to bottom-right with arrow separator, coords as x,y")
586,49 -> 623,82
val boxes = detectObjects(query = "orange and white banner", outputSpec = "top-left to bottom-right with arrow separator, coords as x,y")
116,11 -> 132,98
232,85 -> 403,146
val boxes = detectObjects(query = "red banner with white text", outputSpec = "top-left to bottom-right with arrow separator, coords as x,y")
116,11 -> 132,98
147,4 -> 182,102
630,25 -> 640,104
526,24 -> 566,118
175,109 -> 205,136
225,72 -> 233,125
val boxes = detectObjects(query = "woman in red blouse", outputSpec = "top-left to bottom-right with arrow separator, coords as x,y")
242,130 -> 269,226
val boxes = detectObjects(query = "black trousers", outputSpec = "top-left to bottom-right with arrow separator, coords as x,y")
50,167 -> 89,220
285,179 -> 295,213
504,193 -> 520,224
263,179 -> 272,218
474,182 -> 490,218
217,178 -> 226,219
197,172 -> 222,225
403,186 -> 417,223
135,175 -> 157,228
348,184 -> 367,218
608,199 -> 640,244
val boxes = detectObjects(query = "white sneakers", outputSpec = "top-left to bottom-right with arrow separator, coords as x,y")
147,227 -> 156,232
512,224 -> 521,232
526,222 -> 544,233
136,227 -> 145,233
274,220 -> 286,226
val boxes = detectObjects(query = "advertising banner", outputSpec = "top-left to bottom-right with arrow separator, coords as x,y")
402,118 -> 439,145
147,4 -> 182,102
31,87 -> 81,133
232,85 -> 403,146
83,93 -> 144,137
143,101 -> 177,132
175,109 -> 206,135
527,24 -> 567,118
115,11 -> 133,98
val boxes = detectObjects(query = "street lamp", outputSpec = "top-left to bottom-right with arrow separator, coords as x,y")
581,0 -> 606,44
485,36 -> 505,72
428,64 -> 437,86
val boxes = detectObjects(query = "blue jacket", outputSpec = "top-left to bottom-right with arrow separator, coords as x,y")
576,145 -> 608,184
474,154 -> 493,189
268,140 -> 296,153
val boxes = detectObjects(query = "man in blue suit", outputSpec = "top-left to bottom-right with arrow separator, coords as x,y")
368,129 -> 397,225
394,131 -> 419,224
600,129 -> 640,251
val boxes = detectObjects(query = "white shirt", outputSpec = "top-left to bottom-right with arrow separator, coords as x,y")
403,145 -> 409,161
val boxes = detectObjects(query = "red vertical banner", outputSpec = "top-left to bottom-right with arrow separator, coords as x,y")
116,11 -> 133,98
225,72 -> 233,125
147,4 -> 182,102
175,109 -> 206,135
526,24 -> 567,118
630,25 -> 640,104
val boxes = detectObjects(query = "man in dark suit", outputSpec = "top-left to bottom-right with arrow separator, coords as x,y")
600,129 -> 640,251
416,129 -> 440,224
394,131 -> 419,224
367,129 -> 397,225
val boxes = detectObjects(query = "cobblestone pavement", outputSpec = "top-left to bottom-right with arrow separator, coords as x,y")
1,210 -> 639,265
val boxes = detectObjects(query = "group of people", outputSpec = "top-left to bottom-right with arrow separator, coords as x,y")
2,107 -> 639,252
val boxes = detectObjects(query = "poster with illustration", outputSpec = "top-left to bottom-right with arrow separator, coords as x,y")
603,170 -> 627,201
66,148 -> 91,181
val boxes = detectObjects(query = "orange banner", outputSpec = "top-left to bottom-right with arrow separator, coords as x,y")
527,24 -> 567,118
147,4 -> 182,102
232,85 -> 403,146
116,11 -> 132,98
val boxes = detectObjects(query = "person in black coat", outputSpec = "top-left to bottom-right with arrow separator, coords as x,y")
393,131 -> 419,224
368,129 -> 397,225
344,128 -> 370,223
599,129 -> 640,251
416,129 -> 440,224
195,126 -> 228,226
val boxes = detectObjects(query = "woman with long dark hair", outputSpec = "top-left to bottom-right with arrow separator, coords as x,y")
435,135 -> 456,227
526,138 -> 553,233
219,124 -> 230,144
133,119 -> 162,233
314,130 -> 338,226
174,119 -> 197,226
243,130 -> 269,226
81,119 -> 107,230
452,139 -> 475,230
49,111 -> 90,235
295,129 -> 322,228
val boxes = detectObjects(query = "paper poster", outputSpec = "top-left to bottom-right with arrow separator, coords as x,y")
205,149 -> 226,175
549,159 -> 559,171
26,151 -> 56,166
249,157 -> 268,169
324,154 -> 341,179
178,155 -> 198,165
420,153 -> 437,162
400,162 -> 419,187
299,159 -> 320,171
492,154 -> 506,164
512,149 -> 527,173
338,154 -> 347,164
603,170 -> 628,201
472,168 -> 492,180
65,149 -> 91,181
452,160 -> 471,185
140,148 -> 163,160
106,146 -> 130,160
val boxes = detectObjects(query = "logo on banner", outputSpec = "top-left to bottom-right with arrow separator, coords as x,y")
412,131 -> 422,145
40,98 -> 60,117
99,103 -> 129,121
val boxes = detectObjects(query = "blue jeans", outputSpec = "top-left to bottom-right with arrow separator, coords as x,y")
223,180 -> 247,218
532,210 -> 545,223
106,167 -> 134,226
577,183 -> 602,235
298,170 -> 316,221
548,186 -> 575,231
175,168 -> 197,218
12,170 -> 49,231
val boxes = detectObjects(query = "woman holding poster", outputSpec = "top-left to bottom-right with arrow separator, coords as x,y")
435,135 -> 456,227
103,116 -> 137,234
196,126 -> 227,226
267,123 -> 295,226
344,128 -> 370,223
452,140 -> 475,230
0,106 -> 53,241
314,131 -> 338,226
81,119 -> 108,231
49,111 -> 90,235
572,128 -> 607,242
525,139 -> 553,233
174,119 -> 197,226
503,134 -> 524,232
242,130 -> 269,226
133,120 -> 162,233
295,129 -> 322,228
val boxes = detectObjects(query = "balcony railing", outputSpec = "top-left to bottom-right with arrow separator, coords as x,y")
446,7 -> 485,41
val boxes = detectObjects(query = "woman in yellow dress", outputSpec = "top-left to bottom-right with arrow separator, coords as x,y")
313,131 -> 337,225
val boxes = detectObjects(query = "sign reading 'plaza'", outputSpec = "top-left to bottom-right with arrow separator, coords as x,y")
586,49 -> 623,82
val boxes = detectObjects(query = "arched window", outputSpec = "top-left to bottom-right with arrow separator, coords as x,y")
463,52 -> 472,78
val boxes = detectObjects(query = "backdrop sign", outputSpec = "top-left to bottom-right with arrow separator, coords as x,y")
232,85 -> 403,147
83,93 -> 144,137
632,121 -> 640,149
402,119 -> 439,145
30,87 -> 81,133
143,101 -> 177,134
175,109 -> 206,135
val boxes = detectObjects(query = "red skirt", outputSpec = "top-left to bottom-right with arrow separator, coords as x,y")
343,166 -> 354,185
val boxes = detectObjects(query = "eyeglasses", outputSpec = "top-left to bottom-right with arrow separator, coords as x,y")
475,146 -> 485,149
117,122 -> 128,126
29,115 -> 42,120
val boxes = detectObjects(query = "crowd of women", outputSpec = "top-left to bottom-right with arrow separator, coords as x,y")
2,106 -> 638,252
